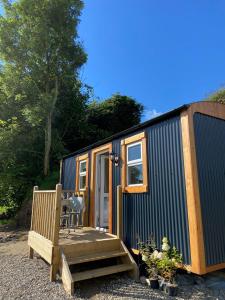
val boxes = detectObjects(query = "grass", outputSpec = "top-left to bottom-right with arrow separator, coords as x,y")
0,218 -> 16,226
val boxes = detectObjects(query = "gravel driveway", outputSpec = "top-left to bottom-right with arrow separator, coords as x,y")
0,229 -> 225,299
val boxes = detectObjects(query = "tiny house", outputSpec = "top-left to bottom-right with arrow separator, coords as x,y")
61,101 -> 225,275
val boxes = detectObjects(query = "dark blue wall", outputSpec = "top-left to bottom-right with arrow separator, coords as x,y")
194,113 -> 225,266
61,156 -> 76,190
112,116 -> 191,265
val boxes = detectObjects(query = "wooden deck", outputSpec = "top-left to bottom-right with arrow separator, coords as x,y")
59,227 -> 116,246
28,185 -> 138,295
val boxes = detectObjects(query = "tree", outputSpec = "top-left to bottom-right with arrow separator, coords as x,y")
206,88 -> 225,104
77,94 -> 144,147
0,0 -> 87,175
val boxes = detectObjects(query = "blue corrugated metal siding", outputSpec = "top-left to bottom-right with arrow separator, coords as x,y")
194,113 -> 225,266
119,117 -> 191,265
62,156 -> 76,190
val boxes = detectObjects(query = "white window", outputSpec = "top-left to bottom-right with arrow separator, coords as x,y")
79,160 -> 87,190
127,142 -> 143,186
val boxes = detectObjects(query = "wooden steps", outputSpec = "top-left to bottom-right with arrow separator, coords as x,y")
67,250 -> 127,265
72,264 -> 133,282
59,238 -> 139,295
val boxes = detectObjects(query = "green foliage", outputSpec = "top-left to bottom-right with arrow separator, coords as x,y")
38,170 -> 60,190
0,1 -> 144,220
206,88 -> 225,104
0,0 -> 87,215
78,94 -> 144,147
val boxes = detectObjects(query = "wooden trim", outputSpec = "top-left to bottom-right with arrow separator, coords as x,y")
181,110 -> 206,275
52,184 -> 62,246
117,185 -> 123,239
206,262 -> 225,273
122,132 -> 145,145
75,153 -> 89,193
121,131 -> 148,193
90,143 -> 113,233
180,102 -> 225,275
188,101 -> 225,121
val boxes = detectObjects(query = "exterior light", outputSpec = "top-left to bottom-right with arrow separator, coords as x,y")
109,151 -> 119,166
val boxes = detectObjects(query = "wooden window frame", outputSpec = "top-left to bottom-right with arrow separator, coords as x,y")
121,132 -> 148,193
75,153 -> 89,193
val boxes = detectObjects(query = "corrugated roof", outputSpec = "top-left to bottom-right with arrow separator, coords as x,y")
62,103 -> 189,159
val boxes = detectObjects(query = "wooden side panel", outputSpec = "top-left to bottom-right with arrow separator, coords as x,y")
60,250 -> 74,295
180,101 -> 225,274
28,231 -> 54,264
29,184 -> 62,244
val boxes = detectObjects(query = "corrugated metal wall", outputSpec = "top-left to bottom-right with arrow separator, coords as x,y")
194,113 -> 225,266
114,116 -> 191,265
61,156 -> 76,190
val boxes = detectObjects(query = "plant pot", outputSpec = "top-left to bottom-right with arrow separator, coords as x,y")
158,278 -> 167,291
149,278 -> 159,289
165,283 -> 178,297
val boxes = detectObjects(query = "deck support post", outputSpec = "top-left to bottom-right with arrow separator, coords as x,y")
49,184 -> 62,281
50,263 -> 58,282
29,247 -> 34,259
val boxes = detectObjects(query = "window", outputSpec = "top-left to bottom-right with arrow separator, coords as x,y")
127,142 -> 143,185
79,160 -> 87,190
75,153 -> 89,193
121,132 -> 148,193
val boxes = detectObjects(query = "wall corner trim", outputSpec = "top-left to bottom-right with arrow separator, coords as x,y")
180,110 -> 206,275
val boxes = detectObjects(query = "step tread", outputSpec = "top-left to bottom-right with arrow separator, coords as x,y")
72,263 -> 134,282
68,250 -> 127,265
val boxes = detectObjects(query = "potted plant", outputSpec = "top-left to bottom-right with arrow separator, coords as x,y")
156,238 -> 183,297
146,250 -> 161,289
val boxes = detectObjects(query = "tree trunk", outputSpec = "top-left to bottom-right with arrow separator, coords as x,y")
44,113 -> 52,176
43,78 -> 58,176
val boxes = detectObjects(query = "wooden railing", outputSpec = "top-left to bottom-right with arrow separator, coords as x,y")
30,184 -> 62,245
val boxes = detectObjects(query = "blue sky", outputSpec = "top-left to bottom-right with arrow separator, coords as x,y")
78,0 -> 225,120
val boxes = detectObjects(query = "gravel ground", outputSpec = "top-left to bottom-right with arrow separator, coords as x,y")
1,230 -> 225,299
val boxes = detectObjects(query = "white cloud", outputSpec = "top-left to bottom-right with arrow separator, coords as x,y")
142,109 -> 162,122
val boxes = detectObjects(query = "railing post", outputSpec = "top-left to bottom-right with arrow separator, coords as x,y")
29,186 -> 38,259
52,183 -> 62,246
50,183 -> 62,282
117,185 -> 123,239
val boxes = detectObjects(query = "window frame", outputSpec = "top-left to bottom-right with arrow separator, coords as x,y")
75,153 -> 89,193
121,132 -> 148,193
79,160 -> 87,191
126,141 -> 143,186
